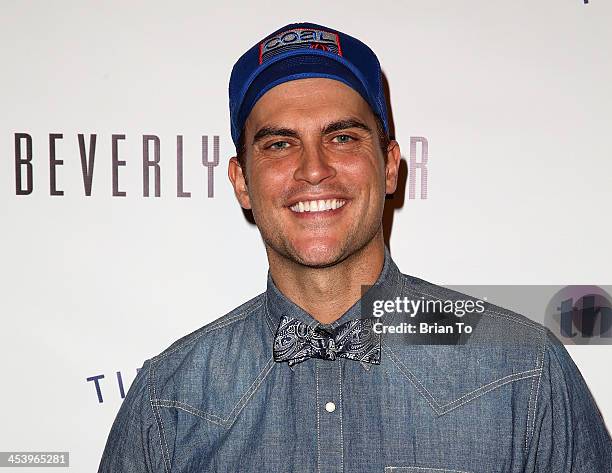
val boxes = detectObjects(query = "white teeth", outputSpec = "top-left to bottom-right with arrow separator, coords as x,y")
289,199 -> 346,213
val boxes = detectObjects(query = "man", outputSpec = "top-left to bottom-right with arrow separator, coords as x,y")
98,22 -> 612,472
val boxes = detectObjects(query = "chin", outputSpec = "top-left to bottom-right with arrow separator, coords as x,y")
289,240 -> 346,268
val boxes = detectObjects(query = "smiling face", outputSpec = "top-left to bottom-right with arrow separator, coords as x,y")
228,77 -> 400,268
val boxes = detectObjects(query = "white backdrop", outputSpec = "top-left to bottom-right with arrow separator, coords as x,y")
1,1 -> 611,471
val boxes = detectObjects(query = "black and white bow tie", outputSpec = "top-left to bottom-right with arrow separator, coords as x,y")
273,315 -> 381,367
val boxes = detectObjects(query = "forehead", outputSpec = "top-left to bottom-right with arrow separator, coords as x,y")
245,78 -> 375,131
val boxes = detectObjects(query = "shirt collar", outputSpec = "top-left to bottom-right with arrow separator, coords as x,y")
264,246 -> 404,369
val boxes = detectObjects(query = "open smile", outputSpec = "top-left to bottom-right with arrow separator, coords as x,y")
289,198 -> 347,214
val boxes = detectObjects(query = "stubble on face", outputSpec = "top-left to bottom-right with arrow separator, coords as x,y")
240,78 -> 390,270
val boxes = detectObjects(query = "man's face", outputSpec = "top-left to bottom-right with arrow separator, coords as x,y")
229,77 -> 400,268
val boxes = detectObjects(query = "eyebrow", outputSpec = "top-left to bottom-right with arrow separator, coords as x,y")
322,118 -> 372,135
252,126 -> 299,144
252,118 -> 373,145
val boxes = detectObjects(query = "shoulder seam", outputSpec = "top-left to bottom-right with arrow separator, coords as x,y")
152,296 -> 265,362
525,327 -> 547,454
147,359 -> 171,473
400,274 -> 545,333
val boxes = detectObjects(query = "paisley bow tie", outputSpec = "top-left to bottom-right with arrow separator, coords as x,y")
273,315 -> 381,367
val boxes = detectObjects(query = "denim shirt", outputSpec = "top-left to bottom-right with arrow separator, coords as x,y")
98,248 -> 612,472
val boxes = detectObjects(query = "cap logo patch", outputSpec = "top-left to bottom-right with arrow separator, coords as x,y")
259,28 -> 342,64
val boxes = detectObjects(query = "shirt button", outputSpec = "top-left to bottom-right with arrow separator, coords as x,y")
325,402 -> 336,412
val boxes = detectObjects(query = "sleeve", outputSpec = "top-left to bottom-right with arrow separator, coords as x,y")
526,329 -> 612,472
97,359 -> 162,473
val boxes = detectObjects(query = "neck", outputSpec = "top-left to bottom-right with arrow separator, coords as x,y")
266,232 -> 386,324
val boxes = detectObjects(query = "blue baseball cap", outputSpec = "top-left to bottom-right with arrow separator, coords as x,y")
228,22 -> 389,148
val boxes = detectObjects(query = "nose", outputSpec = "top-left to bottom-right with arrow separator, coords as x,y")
293,143 -> 336,185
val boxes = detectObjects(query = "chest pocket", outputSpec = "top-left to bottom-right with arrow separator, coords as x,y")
382,339 -> 542,416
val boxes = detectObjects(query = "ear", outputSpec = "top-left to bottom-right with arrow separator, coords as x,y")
228,157 -> 252,209
385,140 -> 401,195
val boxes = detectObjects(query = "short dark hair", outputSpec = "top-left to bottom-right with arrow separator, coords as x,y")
235,114 -> 390,183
